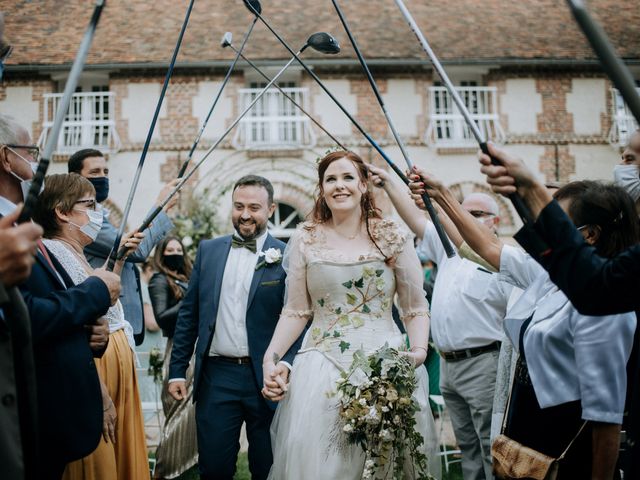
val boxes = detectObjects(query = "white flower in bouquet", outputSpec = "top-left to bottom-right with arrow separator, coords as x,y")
343,423 -> 354,433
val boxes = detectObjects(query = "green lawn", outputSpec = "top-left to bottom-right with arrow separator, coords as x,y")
175,452 -> 463,479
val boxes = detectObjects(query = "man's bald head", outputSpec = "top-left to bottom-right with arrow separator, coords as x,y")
462,192 -> 500,233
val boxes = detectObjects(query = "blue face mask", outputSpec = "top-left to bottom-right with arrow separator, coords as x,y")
88,176 -> 109,203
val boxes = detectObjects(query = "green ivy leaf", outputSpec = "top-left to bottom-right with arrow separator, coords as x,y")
346,293 -> 358,305
339,341 -> 351,353
333,330 -> 341,338
335,306 -> 342,314
362,304 -> 371,314
351,316 -> 365,328
338,314 -> 350,326
354,277 -> 365,288
317,298 -> 325,307
342,280 -> 354,289
375,269 -> 384,277
311,327 -> 322,340
322,331 -> 331,339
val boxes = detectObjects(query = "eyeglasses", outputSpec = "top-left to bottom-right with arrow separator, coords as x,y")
467,210 -> 496,219
5,144 -> 40,162
74,199 -> 97,211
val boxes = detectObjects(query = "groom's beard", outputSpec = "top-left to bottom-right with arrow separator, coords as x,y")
233,218 -> 267,240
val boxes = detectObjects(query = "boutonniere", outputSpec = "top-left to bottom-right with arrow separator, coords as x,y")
255,247 -> 282,271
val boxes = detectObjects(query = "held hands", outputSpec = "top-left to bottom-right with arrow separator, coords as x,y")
168,380 -> 188,401
261,361 -> 291,402
0,207 -> 43,287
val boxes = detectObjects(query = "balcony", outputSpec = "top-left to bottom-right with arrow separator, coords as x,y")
426,86 -> 505,148
232,87 -> 316,150
608,88 -> 640,147
38,92 -> 121,155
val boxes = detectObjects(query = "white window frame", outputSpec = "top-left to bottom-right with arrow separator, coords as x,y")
608,87 -> 640,147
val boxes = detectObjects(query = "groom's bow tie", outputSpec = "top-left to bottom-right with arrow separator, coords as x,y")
231,236 -> 257,253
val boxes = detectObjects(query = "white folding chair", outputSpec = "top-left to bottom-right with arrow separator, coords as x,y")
429,394 -> 462,473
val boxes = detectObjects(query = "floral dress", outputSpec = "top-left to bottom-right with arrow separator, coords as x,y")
269,220 -> 440,479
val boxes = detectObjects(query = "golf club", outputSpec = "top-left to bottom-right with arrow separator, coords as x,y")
107,0 -> 195,270
177,13 -> 260,178
18,0 -> 106,224
114,33 -> 339,260
223,38 -> 347,150
241,0 -> 452,238
567,0 -> 640,125
331,0 -> 454,257
392,0 -> 534,226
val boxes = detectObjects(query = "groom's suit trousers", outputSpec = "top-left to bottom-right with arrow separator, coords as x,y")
196,357 -> 274,480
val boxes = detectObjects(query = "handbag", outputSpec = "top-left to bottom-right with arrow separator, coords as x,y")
491,355 -> 587,479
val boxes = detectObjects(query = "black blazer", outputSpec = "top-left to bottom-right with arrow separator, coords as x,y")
19,249 -> 112,466
148,272 -> 187,338
0,283 -> 38,480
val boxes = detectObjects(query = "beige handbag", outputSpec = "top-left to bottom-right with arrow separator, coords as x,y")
492,358 -> 587,479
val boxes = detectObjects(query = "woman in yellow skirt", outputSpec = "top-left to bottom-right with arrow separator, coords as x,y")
34,173 -> 149,479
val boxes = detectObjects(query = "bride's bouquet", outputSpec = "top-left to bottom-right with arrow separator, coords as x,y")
335,345 -> 433,480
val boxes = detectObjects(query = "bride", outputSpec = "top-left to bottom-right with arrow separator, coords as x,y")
262,151 -> 440,479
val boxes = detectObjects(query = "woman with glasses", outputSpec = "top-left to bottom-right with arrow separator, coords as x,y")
409,171 -> 638,478
33,173 -> 150,480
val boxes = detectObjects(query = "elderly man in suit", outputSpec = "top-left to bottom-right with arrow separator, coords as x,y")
169,175 -> 303,480
0,114 -> 120,480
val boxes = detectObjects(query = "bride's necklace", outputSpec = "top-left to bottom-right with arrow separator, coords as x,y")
333,225 -> 362,240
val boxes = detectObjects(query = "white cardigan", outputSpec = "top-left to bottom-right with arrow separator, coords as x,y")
499,244 -> 635,424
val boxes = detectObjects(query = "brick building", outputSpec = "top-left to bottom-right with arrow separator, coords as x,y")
1,0 -> 639,235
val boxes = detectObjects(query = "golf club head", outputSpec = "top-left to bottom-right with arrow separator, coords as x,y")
306,32 -> 340,55
221,31 -> 233,48
242,0 -> 262,15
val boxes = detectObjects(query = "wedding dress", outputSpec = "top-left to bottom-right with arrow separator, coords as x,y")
269,220 -> 441,479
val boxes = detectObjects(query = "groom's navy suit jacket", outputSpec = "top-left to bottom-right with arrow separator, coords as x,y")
169,233 -> 302,407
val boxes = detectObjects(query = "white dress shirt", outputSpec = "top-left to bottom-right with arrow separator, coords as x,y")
417,222 -> 512,352
208,230 -> 268,358
499,244 -> 635,423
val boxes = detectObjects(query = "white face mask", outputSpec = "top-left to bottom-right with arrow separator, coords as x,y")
8,151 -> 39,202
613,164 -> 640,202
69,207 -> 103,242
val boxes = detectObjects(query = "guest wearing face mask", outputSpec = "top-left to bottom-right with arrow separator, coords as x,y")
68,148 -> 178,345
614,129 -> 640,215
32,173 -> 151,480
148,236 -> 197,479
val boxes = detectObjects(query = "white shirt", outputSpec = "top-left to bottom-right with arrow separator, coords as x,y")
417,222 -> 512,351
499,244 -> 635,423
208,230 -> 268,358
0,195 -> 16,216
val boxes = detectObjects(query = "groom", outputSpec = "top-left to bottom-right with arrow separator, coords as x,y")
168,175 -> 301,480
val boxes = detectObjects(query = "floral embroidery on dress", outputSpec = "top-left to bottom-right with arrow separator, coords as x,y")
310,265 -> 391,354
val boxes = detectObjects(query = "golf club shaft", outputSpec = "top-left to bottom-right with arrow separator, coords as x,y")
242,5 -> 417,186
332,0 -> 454,257
392,0 -> 534,225
177,17 -> 258,178
229,44 -> 347,150
567,0 -> 640,125
107,0 -> 195,270
115,51 -> 305,260
18,0 -> 105,224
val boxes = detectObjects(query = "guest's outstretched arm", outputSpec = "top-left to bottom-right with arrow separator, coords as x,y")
408,167 -> 503,271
